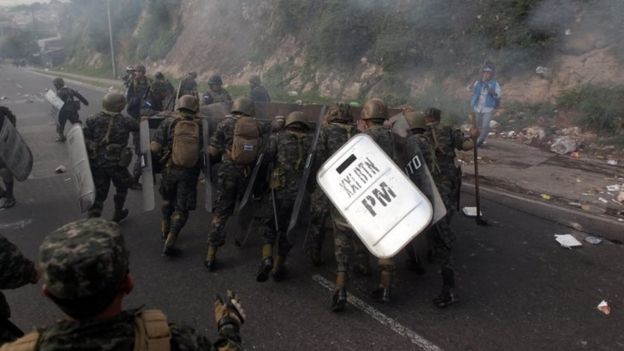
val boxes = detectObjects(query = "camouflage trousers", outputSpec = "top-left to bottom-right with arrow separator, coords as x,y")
88,165 -> 132,217
159,167 -> 199,237
261,190 -> 295,257
332,209 -> 394,274
308,188 -> 330,252
207,160 -> 249,247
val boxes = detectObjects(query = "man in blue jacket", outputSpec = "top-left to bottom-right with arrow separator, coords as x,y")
470,62 -> 501,147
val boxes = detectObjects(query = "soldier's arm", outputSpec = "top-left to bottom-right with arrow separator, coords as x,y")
0,235 -> 38,289
82,117 -> 95,141
125,115 -> 140,133
169,323 -> 241,351
454,128 -> 474,151
72,89 -> 89,106
151,119 -> 169,155
203,92 -> 214,105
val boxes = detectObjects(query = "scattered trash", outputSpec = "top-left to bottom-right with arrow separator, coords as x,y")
607,160 -> 618,166
598,197 -> 608,204
489,120 -> 499,129
0,96 -> 7,101
565,29 -> 572,36
597,300 -> 611,315
606,185 -> 620,192
550,136 -> 578,155
541,194 -> 551,200
555,234 -> 582,248
568,202 -> 582,207
462,207 -> 482,217
535,66 -> 551,78
55,165 -> 67,174
571,222 -> 583,231
524,126 -> 546,141
585,236 -> 602,245
618,192 -> 624,203
570,151 -> 580,160
64,178 -> 71,182
581,204 -> 592,212
287,91 -> 299,97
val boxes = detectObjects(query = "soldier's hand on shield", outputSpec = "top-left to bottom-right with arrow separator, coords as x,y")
469,127 -> 480,139
214,290 -> 246,326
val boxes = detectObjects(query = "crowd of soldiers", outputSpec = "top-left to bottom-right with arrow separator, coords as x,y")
0,62 -> 493,350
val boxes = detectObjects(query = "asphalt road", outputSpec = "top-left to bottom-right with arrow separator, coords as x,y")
1,65 -> 624,350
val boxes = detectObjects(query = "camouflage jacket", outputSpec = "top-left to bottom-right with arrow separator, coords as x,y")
83,112 -> 139,168
0,233 -> 37,321
422,125 -> 469,177
179,77 -> 198,96
153,112 -> 204,171
266,128 -> 313,195
202,89 -> 232,106
126,77 -> 153,118
317,121 -> 357,165
150,79 -> 176,111
364,124 -> 396,161
3,308 -> 241,351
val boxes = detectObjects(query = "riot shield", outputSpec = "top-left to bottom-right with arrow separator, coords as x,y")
400,136 -> 447,224
201,118 -> 213,212
45,89 -> 64,110
139,118 -> 155,212
317,134 -> 433,259
0,119 -> 33,181
65,124 -> 95,212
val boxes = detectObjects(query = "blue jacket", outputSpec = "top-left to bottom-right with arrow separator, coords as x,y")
471,79 -> 500,109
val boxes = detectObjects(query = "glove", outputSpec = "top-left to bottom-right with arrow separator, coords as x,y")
214,290 -> 246,327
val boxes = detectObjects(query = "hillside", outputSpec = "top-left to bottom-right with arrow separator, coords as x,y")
46,0 -> 624,129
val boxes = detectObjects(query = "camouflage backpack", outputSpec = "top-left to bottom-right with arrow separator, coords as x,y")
230,116 -> 260,165
170,117 -> 201,168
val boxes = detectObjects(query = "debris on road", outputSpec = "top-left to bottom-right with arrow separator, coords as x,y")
462,207 -> 482,217
597,300 -> 611,315
0,96 -> 7,100
541,194 -> 551,200
607,160 -> 618,166
55,165 -> 67,173
584,236 -> 602,245
550,136 -> 578,155
554,234 -> 582,248
606,185 -> 621,192
598,197 -> 608,204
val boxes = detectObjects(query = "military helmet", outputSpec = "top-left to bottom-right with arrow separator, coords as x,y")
361,98 -> 389,120
39,219 -> 129,301
102,92 -> 127,113
424,107 -> 442,124
404,111 -> 426,130
53,77 -> 65,89
249,75 -> 261,85
154,72 -> 164,80
326,103 -> 353,123
177,95 -> 199,113
208,74 -> 223,86
231,97 -> 255,117
285,111 -> 308,128
135,64 -> 146,73
189,71 -> 198,79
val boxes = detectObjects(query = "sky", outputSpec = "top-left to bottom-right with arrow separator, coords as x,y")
0,0 -> 53,5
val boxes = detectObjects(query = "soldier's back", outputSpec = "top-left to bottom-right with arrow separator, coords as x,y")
319,122 -> 356,162
273,130 -> 313,193
86,112 -> 135,146
364,125 -> 394,157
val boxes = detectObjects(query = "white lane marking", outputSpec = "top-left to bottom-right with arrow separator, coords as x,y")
312,274 -> 443,351
0,219 -> 33,230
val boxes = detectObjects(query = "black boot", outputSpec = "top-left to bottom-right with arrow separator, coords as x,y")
112,208 -> 129,223
310,246 -> 323,267
331,288 -> 348,312
204,245 -> 217,271
256,257 -> 273,282
271,256 -> 287,282
162,233 -> 179,257
371,270 -> 393,303
433,288 -> 458,308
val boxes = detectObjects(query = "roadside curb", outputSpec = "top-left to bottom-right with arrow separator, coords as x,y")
462,182 -> 624,241
28,69 -> 120,93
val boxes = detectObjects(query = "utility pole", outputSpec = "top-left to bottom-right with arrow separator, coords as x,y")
106,0 -> 117,78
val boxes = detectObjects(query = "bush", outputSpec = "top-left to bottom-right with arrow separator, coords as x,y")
557,85 -> 624,134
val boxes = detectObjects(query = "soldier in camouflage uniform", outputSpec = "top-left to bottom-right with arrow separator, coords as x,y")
0,234 -> 39,345
84,93 -> 139,223
52,77 -> 89,142
148,72 -> 176,112
180,72 -> 198,96
248,75 -> 270,104
151,96 -> 203,256
357,98 -> 399,303
417,107 -> 478,308
314,103 -> 359,311
0,219 -> 244,351
202,75 -> 232,106
126,64 -> 153,189
0,107 -> 17,210
255,111 -> 313,282
204,97 -> 261,271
